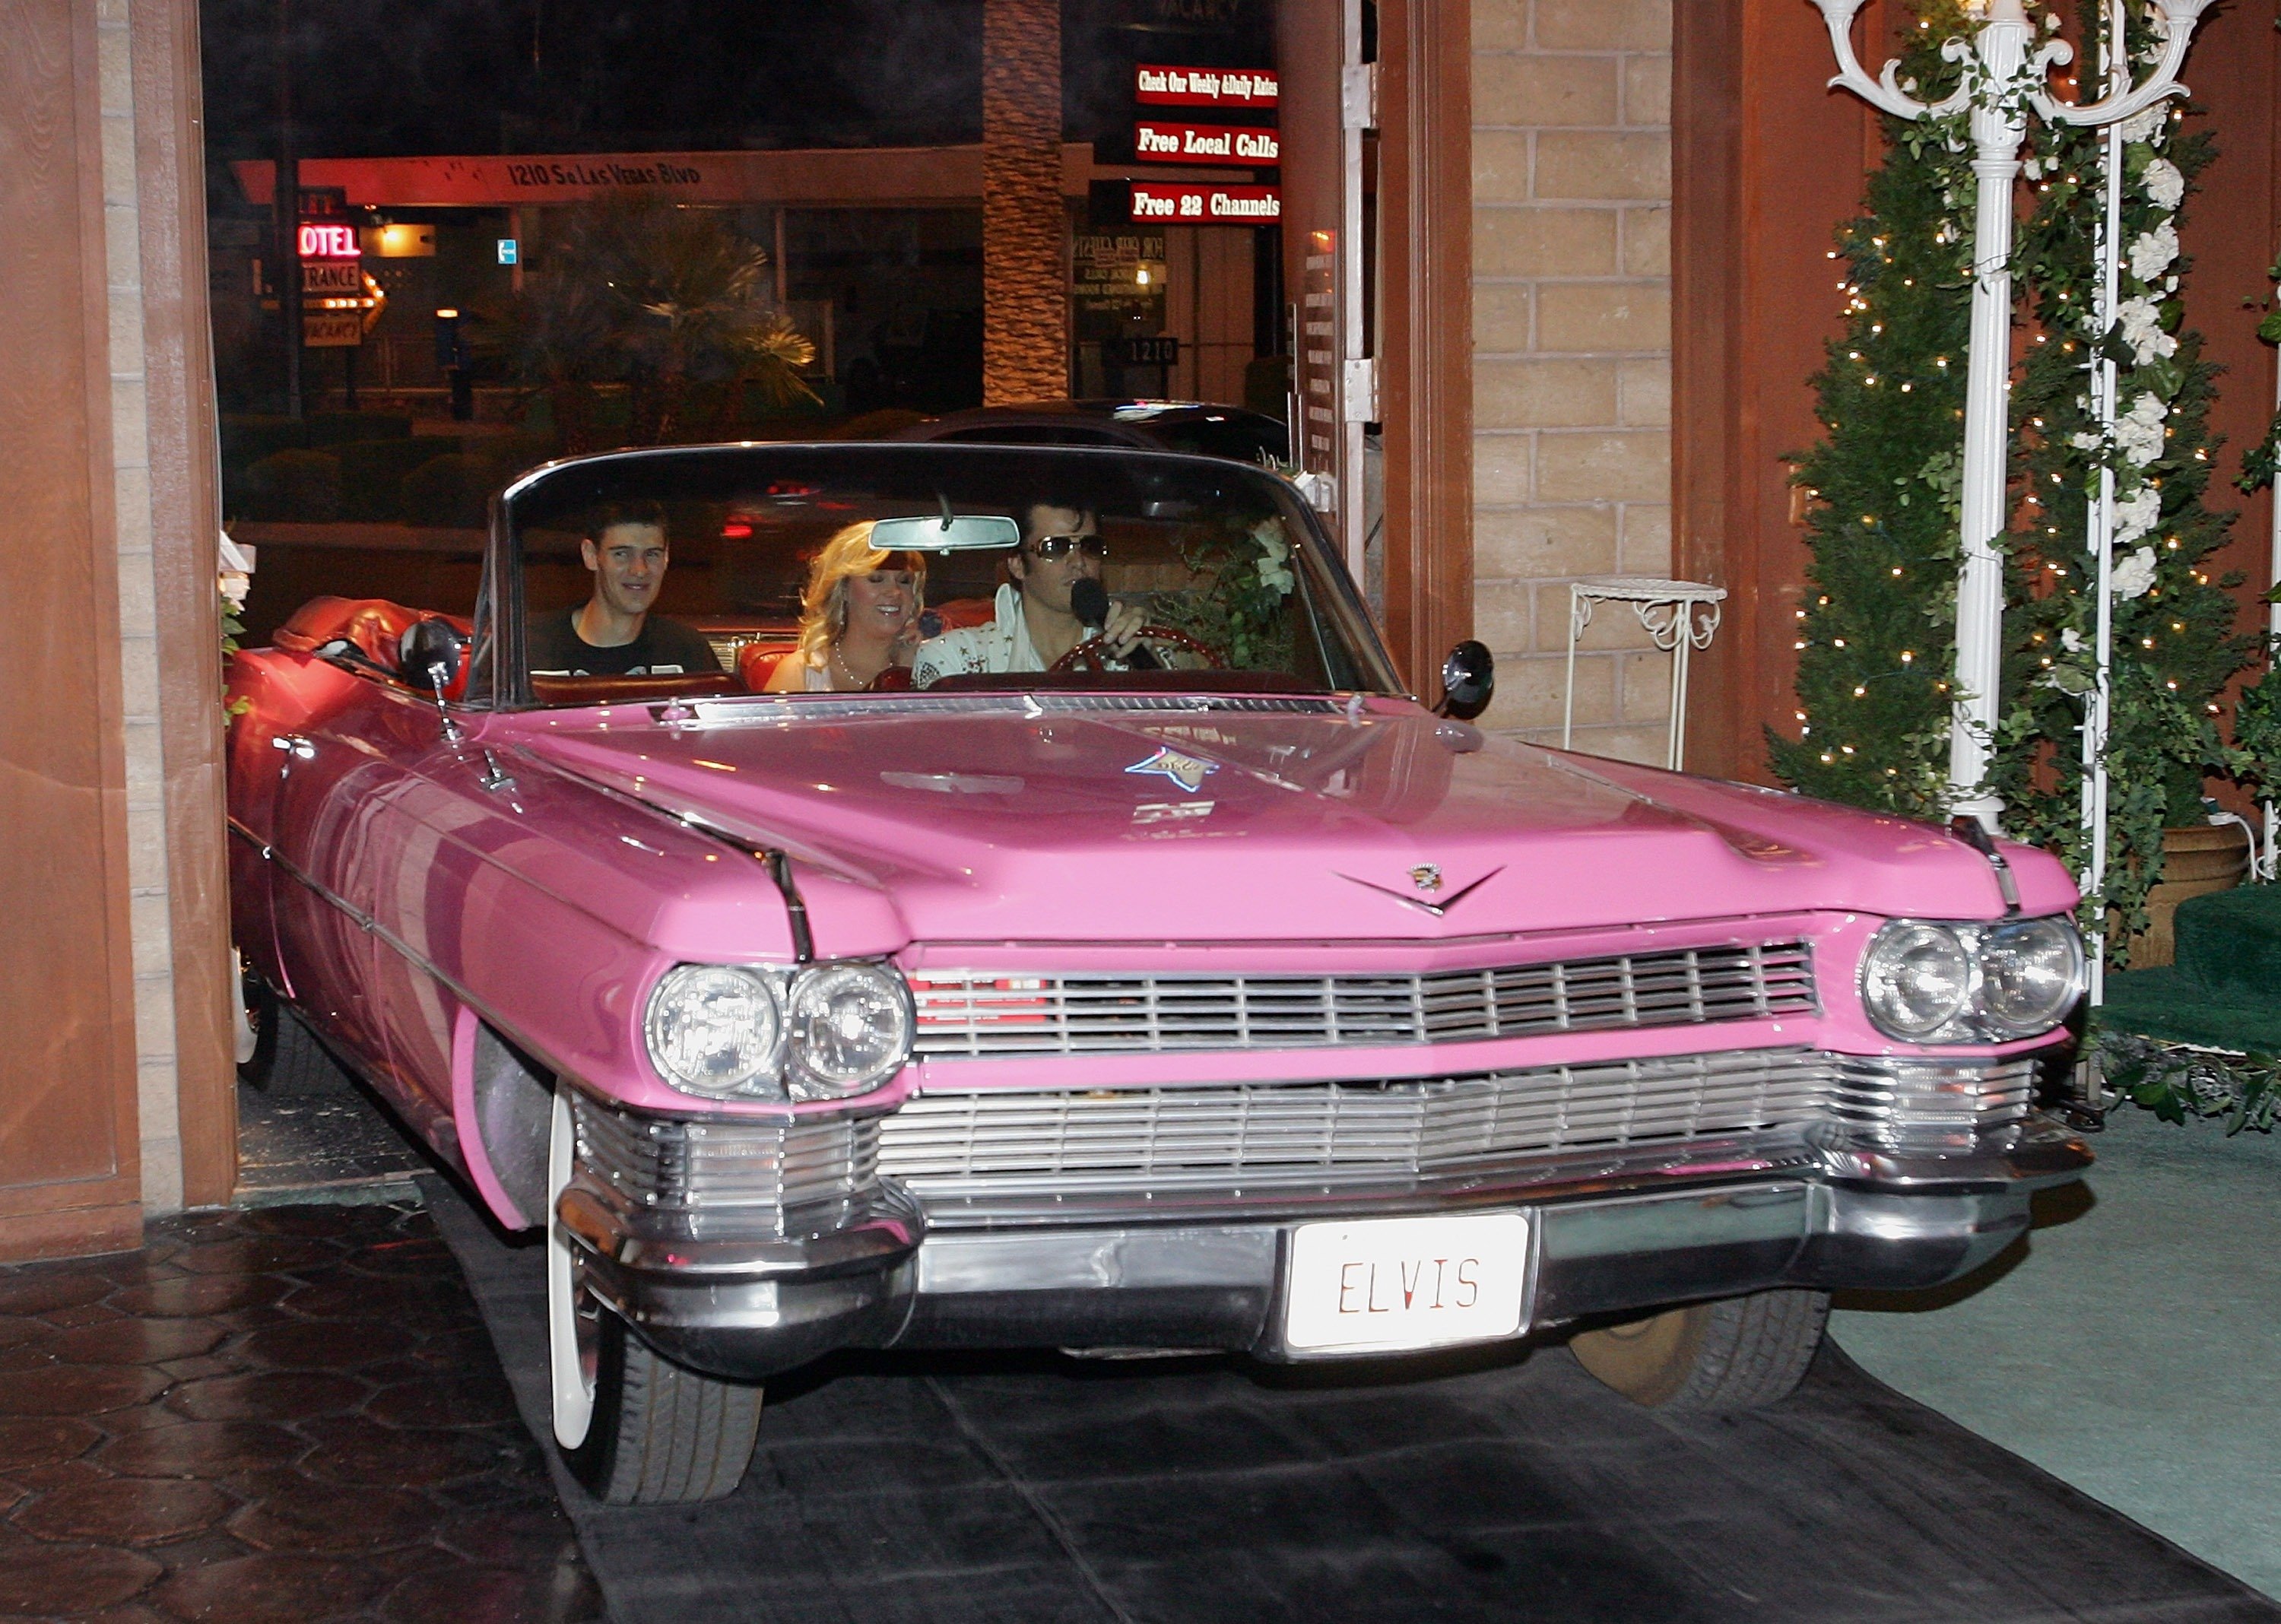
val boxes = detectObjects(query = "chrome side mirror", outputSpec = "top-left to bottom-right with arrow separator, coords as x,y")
398,617 -> 468,743
398,617 -> 466,692
1436,639 -> 1494,721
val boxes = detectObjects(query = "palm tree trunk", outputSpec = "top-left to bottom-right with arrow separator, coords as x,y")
982,0 -> 1068,404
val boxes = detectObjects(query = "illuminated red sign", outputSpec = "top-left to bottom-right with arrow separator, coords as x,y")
1130,182 -> 1281,224
1134,65 -> 1278,109
1134,120 -> 1279,167
297,223 -> 360,259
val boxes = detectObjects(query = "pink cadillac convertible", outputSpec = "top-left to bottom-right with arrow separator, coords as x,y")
227,442 -> 2090,1505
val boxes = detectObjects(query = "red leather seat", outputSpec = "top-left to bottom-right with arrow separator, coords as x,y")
931,597 -> 995,632
274,597 -> 473,699
737,642 -> 798,691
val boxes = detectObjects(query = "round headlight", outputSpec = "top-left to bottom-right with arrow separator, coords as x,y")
785,963 -> 912,1096
1976,916 -> 2084,1036
645,965 -> 783,1098
1861,921 -> 1973,1041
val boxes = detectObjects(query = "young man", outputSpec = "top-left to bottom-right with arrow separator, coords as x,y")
911,502 -> 1146,686
526,501 -> 723,677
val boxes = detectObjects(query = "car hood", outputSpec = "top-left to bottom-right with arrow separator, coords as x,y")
500,697 -> 2074,954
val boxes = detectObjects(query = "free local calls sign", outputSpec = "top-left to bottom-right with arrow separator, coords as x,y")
1134,120 -> 1279,167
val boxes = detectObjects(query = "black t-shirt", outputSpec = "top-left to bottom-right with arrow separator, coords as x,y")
525,610 -> 723,677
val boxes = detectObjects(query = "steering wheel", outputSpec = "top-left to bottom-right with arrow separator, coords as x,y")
1048,625 -> 1223,675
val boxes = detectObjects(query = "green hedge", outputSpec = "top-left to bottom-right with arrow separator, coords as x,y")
337,438 -> 465,521
239,449 -> 342,522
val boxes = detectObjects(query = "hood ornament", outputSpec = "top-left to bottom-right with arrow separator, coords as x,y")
1338,864 -> 1502,918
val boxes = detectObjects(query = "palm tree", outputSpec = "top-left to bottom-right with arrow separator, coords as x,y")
506,200 -> 815,450
982,0 -> 1069,403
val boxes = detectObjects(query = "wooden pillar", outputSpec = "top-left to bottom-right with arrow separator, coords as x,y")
2176,2 -> 2281,738
982,0 -> 1069,403
1673,0 -> 1888,783
135,0 -> 236,1209
0,0 -> 147,1258
1378,0 -> 1475,694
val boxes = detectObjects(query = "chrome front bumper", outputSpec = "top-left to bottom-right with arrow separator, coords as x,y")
553,1109 -> 2091,1382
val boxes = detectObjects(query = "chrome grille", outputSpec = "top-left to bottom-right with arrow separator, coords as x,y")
910,941 -> 1816,1059
573,1094 -> 877,1223
879,1047 -> 1836,1201
1828,1055 -> 2038,1153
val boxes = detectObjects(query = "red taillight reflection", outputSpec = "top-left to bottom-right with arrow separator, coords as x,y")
721,519 -> 753,539
911,976 -> 1051,1026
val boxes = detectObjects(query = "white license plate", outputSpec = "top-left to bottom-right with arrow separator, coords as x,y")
1283,1212 -> 1531,1354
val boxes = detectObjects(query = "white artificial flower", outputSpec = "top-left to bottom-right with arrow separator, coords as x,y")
2023,157 -> 2045,180
2114,487 -> 2162,546
2111,545 -> 2160,600
2117,296 -> 2178,365
2114,392 -> 2169,465
1252,523 -> 1295,595
2129,222 -> 2179,283
2061,627 -> 2086,654
2120,106 -> 2167,143
2143,157 -> 2185,210
2071,430 -> 2105,452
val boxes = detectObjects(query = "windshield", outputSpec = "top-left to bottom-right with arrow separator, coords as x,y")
496,442 -> 1399,708
1144,414 -> 1286,465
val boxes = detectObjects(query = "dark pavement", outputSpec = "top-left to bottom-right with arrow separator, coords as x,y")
0,1201 -> 600,1623
427,1172 -> 2281,1624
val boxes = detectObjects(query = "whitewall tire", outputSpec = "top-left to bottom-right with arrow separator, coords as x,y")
547,1087 -> 597,1450
546,1084 -> 765,1503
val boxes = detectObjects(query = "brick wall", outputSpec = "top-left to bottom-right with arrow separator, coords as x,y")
1471,0 -> 1673,762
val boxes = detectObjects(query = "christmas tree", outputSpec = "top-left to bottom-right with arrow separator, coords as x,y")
1768,6 -> 1975,814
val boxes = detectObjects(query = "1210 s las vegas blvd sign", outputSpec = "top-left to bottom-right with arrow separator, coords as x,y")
1130,182 -> 1281,224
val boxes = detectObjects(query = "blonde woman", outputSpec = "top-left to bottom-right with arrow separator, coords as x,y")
765,521 -> 928,692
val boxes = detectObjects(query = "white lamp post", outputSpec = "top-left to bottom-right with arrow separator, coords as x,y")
1813,0 -> 2209,832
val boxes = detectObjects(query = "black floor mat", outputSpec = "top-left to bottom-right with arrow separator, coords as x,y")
422,1174 -> 2279,1624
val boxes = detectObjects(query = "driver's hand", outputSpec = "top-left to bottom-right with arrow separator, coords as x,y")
1102,600 -> 1147,658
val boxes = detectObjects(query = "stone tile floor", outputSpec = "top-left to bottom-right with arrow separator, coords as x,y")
0,1201 -> 604,1622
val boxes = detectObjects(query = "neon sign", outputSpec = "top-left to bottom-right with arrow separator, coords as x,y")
1134,120 -> 1279,167
1134,65 -> 1277,109
297,223 -> 360,259
1130,182 -> 1280,224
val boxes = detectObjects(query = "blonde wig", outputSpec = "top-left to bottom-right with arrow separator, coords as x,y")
793,521 -> 928,666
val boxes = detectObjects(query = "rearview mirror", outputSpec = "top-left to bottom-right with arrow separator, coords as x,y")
868,513 -> 1023,553
398,617 -> 467,693
1436,640 -> 1494,721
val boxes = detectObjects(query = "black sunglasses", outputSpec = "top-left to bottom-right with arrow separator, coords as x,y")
1025,534 -> 1109,561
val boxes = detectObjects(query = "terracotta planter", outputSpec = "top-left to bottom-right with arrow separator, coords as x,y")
2124,823 -> 2251,968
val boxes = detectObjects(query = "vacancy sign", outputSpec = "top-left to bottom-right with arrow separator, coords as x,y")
1131,182 -> 1281,224
1135,65 -> 1278,109
1135,120 -> 1279,167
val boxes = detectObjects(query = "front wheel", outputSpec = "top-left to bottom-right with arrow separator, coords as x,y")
237,980 -> 354,1096
1568,1288 -> 1829,1412
547,1089 -> 764,1503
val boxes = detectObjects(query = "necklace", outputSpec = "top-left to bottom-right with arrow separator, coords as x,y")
829,645 -> 884,691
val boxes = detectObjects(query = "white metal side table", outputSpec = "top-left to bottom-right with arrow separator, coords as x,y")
1562,576 -> 1727,771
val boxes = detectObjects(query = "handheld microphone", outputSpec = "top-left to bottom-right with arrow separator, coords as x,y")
1070,579 -> 1159,669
